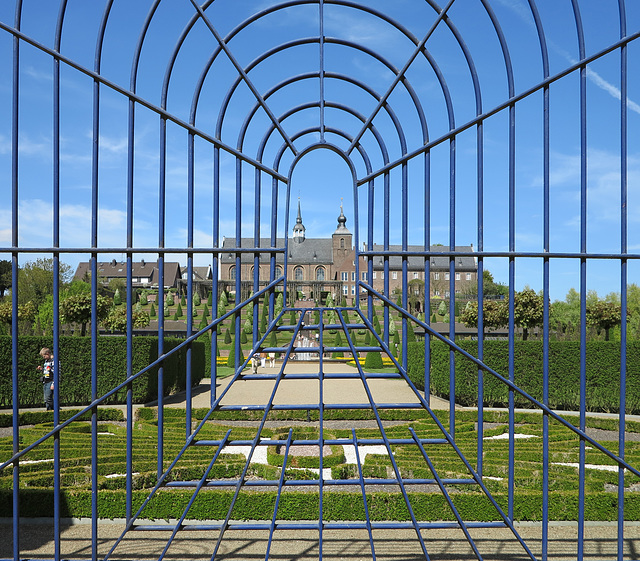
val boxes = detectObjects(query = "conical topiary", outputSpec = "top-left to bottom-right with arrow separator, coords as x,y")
150,303 -> 156,317
332,331 -> 344,358
224,328 -> 232,344
226,338 -> 245,368
364,351 -> 383,369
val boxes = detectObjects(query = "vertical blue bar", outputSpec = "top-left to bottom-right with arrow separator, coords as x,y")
212,146 -> 221,405
476,119 -> 484,476
157,117 -> 167,477
508,100 -> 516,521
573,2 -> 587,555
617,2 -> 628,558
423,151 -> 431,406
11,4 -> 21,557
448,137 -> 456,438
235,157 -> 242,370
125,96 -> 135,524
187,131 -> 195,437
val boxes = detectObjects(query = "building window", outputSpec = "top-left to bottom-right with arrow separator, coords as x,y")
381,271 -> 384,279
340,238 -> 345,249
316,267 -> 325,281
229,266 -> 236,281
275,265 -> 283,278
413,272 -> 419,279
343,285 -> 348,295
455,272 -> 461,281
341,271 -> 348,281
466,272 -> 472,280
295,266 -> 304,281
351,271 -> 356,281
351,285 -> 355,295
434,272 -> 439,280
392,271 -> 398,280
445,272 -> 450,280
362,272 -> 367,281
435,290 -> 440,296
373,271 -> 377,279
445,291 -> 450,298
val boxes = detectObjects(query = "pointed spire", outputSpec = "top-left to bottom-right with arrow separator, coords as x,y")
292,196 -> 306,243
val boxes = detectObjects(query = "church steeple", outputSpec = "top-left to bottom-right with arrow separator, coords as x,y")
334,199 -> 350,235
292,197 -> 306,243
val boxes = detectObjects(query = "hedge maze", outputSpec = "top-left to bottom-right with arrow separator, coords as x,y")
3,408 -> 640,521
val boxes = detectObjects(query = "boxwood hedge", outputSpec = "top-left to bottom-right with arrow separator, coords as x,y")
407,340 -> 640,413
0,335 -> 205,407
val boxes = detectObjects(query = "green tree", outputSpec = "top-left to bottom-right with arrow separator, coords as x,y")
224,328 -> 232,344
460,300 -> 508,332
165,292 -> 174,306
437,300 -> 447,317
513,288 -> 545,341
17,258 -> 72,306
113,288 -> 122,306
332,331 -> 344,358
364,351 -> 383,369
194,292 -> 201,306
60,293 -> 111,336
102,306 -> 150,334
586,301 -> 624,341
150,303 -> 156,317
175,303 -> 183,317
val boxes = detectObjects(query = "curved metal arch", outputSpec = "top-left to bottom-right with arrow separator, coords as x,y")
211,35 -> 432,162
238,71 -> 408,162
210,35 -> 427,149
181,0 -> 432,141
249,86 -> 402,172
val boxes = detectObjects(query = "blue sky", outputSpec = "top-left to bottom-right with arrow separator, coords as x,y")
1,0 -> 639,302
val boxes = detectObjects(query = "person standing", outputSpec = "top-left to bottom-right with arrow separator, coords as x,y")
37,347 -> 58,411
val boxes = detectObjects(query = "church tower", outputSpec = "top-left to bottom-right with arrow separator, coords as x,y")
332,201 -> 352,256
292,198 -> 306,243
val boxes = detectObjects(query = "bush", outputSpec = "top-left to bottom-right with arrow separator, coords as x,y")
407,340 -> 640,413
0,336 -> 205,407
364,351 -> 383,369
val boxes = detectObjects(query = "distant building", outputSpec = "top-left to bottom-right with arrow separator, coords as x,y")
73,260 -> 182,291
220,201 -> 477,306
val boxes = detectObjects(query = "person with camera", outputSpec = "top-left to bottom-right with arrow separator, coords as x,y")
37,347 -> 58,411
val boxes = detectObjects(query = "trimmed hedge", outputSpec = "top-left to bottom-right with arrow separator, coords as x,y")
2,488 -> 639,522
0,336 -> 205,407
407,340 -> 640,413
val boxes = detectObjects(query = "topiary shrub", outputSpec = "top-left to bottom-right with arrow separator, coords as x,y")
364,351 -> 384,369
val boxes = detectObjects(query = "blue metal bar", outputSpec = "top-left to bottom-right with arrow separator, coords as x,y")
188,0 -> 298,157
11,6 -> 22,559
157,430 -> 232,561
345,0 -> 455,155
351,430 -> 377,560
264,429 -> 293,560
571,1 -> 588,557
208,315 -> 308,561
618,2 -> 629,559
361,282 -> 640,477
337,310 -> 432,559
356,25 -> 640,186
319,0 -> 325,142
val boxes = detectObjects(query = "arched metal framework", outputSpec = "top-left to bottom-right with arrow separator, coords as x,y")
2,0 -> 640,559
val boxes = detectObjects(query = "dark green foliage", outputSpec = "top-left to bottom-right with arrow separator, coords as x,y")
407,340 -> 640,413
149,303 -> 156,317
240,330 -> 247,344
226,339 -> 245,368
332,332 -> 343,358
224,329 -> 232,344
364,351 -> 383,369
0,336 -> 205,407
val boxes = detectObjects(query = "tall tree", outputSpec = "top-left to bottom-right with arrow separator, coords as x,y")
586,301 -> 625,341
60,293 -> 111,336
17,258 -> 72,306
513,288 -> 545,341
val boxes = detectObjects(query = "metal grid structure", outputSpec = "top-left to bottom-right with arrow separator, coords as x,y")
2,0 -> 640,559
